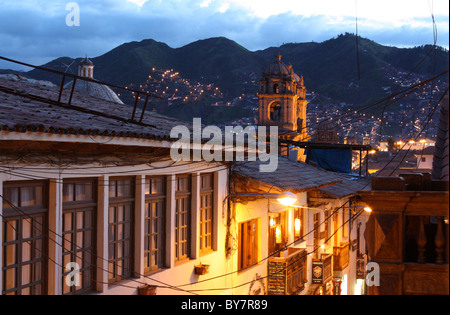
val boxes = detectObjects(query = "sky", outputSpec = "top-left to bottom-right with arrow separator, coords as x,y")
0,0 -> 449,70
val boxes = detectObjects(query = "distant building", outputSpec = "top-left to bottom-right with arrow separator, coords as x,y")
64,56 -> 124,104
313,118 -> 339,144
257,54 -> 309,142
415,146 -> 436,170
359,93 -> 449,295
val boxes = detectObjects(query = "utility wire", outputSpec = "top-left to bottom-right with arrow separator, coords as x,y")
0,194 -> 198,295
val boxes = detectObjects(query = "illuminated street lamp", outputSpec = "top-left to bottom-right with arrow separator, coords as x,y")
229,191 -> 297,206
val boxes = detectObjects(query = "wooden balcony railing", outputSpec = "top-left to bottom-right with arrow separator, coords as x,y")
333,242 -> 350,271
267,247 -> 307,295
359,175 -> 449,295
405,216 -> 448,265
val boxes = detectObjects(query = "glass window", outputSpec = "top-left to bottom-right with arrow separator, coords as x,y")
62,179 -> 96,295
175,175 -> 191,262
108,177 -> 134,284
199,173 -> 214,254
2,181 -> 47,295
144,176 -> 165,273
239,219 -> 259,270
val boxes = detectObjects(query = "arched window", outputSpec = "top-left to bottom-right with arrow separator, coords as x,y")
273,84 -> 279,94
269,103 -> 281,121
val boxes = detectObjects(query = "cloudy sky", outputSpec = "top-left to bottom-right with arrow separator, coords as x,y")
0,0 -> 448,70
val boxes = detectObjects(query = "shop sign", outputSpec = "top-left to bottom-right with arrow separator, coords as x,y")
312,261 -> 323,284
332,280 -> 342,295
356,257 -> 365,279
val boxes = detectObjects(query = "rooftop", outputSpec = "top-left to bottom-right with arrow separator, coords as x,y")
233,156 -> 344,193
0,76 -> 188,142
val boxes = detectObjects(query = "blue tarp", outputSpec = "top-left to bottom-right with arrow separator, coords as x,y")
305,148 -> 352,173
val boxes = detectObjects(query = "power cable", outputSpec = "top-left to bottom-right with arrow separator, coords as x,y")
0,194 -> 198,295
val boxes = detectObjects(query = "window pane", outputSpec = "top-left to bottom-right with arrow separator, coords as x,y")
63,184 -> 74,202
75,183 -> 92,201
5,268 -> 16,291
117,180 -> 131,197
76,212 -> 84,230
5,220 -> 17,241
64,213 -> 73,232
22,242 -> 31,263
21,264 -> 31,286
5,244 -> 16,266
20,187 -> 36,207
3,187 -> 19,208
109,181 -> 116,198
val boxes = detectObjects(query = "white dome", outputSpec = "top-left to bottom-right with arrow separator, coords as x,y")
64,80 -> 124,104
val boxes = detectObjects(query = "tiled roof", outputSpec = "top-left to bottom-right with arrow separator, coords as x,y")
320,176 -> 371,198
233,156 -> 343,193
0,76 -> 188,141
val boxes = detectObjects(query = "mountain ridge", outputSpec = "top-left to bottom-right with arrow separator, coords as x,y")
2,33 -> 448,108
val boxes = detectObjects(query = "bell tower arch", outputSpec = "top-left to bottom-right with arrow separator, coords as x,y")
258,54 -> 309,142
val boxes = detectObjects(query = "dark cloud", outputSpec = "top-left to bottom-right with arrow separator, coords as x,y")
0,0 -> 448,71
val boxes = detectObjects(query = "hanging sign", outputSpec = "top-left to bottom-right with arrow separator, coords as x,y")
267,261 -> 286,295
312,261 -> 324,284
332,280 -> 342,295
356,257 -> 366,279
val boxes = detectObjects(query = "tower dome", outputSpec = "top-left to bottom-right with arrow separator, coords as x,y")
263,54 -> 303,85
264,54 -> 292,77
65,56 -> 123,104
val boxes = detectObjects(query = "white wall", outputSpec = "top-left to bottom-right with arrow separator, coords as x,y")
230,192 -> 308,295
0,160 -> 230,295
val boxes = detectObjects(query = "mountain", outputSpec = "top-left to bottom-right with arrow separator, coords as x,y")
4,33 -> 449,115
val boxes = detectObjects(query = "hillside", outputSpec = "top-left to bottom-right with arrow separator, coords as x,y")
3,33 -> 448,123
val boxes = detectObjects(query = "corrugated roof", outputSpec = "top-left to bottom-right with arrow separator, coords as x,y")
0,76 -> 188,141
233,157 -> 343,193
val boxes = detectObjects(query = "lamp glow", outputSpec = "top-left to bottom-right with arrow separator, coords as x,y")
277,192 -> 297,206
269,217 -> 274,227
364,206 -> 372,213
275,226 -> 282,244
294,218 -> 301,235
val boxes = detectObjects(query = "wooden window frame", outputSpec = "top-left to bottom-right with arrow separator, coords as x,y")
2,181 -> 48,296
107,177 -> 134,284
238,218 -> 260,271
268,211 -> 288,256
61,178 -> 97,295
174,174 -> 191,263
144,176 -> 166,274
294,208 -> 305,242
199,173 -> 214,255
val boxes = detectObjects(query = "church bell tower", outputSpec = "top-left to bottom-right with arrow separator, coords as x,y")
258,54 -> 309,142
